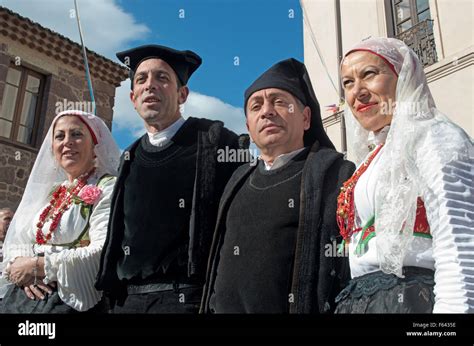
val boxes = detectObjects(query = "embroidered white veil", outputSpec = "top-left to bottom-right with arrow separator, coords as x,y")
341,37 -> 473,277
2,110 -> 120,265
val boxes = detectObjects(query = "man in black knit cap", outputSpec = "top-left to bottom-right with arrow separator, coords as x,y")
95,44 -> 248,313
201,58 -> 355,313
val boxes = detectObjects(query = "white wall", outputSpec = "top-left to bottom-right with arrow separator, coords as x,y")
302,0 -> 340,118
433,0 -> 473,59
429,62 -> 474,134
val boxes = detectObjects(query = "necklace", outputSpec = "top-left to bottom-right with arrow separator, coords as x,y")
336,144 -> 384,242
35,167 -> 96,245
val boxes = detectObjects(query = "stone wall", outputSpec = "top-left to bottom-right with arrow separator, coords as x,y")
40,67 -> 116,140
0,143 -> 35,210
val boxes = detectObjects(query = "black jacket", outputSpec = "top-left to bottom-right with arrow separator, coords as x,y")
95,117 -> 249,305
200,141 -> 355,313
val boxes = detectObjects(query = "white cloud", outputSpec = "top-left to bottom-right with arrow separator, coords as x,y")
112,84 -> 249,139
1,0 -> 249,142
0,0 -> 150,59
111,82 -> 140,135
183,91 -> 248,135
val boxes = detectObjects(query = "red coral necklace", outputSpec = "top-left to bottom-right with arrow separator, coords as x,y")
336,145 -> 384,242
35,167 -> 95,244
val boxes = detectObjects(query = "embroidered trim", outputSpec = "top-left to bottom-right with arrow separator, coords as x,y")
335,268 -> 435,303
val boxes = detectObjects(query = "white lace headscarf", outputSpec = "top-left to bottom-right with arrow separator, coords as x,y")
2,110 -> 120,263
340,37 -> 472,277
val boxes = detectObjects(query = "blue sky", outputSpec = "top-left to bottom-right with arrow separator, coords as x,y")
0,0 -> 303,149
114,0 -> 304,148
116,0 -> 303,105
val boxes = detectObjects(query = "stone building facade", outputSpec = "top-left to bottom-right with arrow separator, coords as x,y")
0,6 -> 128,210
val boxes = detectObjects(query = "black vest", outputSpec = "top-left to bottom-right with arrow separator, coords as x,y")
209,149 -> 309,312
117,129 -> 197,284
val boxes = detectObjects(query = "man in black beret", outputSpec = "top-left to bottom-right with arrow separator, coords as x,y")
200,58 -> 355,313
96,44 -> 249,313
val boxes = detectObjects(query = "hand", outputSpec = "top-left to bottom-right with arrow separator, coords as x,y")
8,256 -> 45,287
23,282 -> 56,300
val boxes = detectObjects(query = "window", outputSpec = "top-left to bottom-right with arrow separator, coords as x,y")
0,65 -> 44,146
393,0 -> 431,35
390,0 -> 438,67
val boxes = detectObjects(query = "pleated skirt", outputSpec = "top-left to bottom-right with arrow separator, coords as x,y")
335,266 -> 435,313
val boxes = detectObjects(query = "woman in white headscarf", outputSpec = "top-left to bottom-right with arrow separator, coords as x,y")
0,110 -> 120,313
335,37 -> 473,313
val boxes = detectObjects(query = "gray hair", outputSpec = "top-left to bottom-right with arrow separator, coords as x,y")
293,97 -> 306,113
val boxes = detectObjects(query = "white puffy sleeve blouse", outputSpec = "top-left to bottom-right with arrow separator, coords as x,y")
36,174 -> 116,311
350,123 -> 474,313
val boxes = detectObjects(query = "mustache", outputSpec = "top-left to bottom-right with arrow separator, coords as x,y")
259,121 -> 283,132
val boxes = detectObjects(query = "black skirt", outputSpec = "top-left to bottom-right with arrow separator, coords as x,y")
0,285 -> 108,313
335,266 -> 435,313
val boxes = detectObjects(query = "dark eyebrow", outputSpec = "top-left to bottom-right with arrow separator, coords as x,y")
54,127 -> 83,134
341,64 -> 380,79
251,92 -> 291,100
248,92 -> 292,106
156,70 -> 171,76
248,95 -> 263,104
360,65 -> 379,71
135,69 -> 171,78
134,71 -> 147,80
341,73 -> 352,80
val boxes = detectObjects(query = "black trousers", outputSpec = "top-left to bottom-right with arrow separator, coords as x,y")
112,286 -> 203,313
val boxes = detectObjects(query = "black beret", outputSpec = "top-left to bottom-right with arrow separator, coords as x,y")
244,58 -> 334,149
116,44 -> 202,88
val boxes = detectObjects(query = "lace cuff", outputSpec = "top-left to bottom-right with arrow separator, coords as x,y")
2,245 -> 34,282
43,251 -> 58,284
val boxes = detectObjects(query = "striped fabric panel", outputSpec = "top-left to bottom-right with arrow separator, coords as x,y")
422,155 -> 474,313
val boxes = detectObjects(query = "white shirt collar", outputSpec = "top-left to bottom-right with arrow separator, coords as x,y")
368,125 -> 390,148
262,147 -> 306,171
147,116 -> 186,147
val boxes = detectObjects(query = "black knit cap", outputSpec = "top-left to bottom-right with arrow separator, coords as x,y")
244,58 -> 334,149
116,44 -> 202,89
